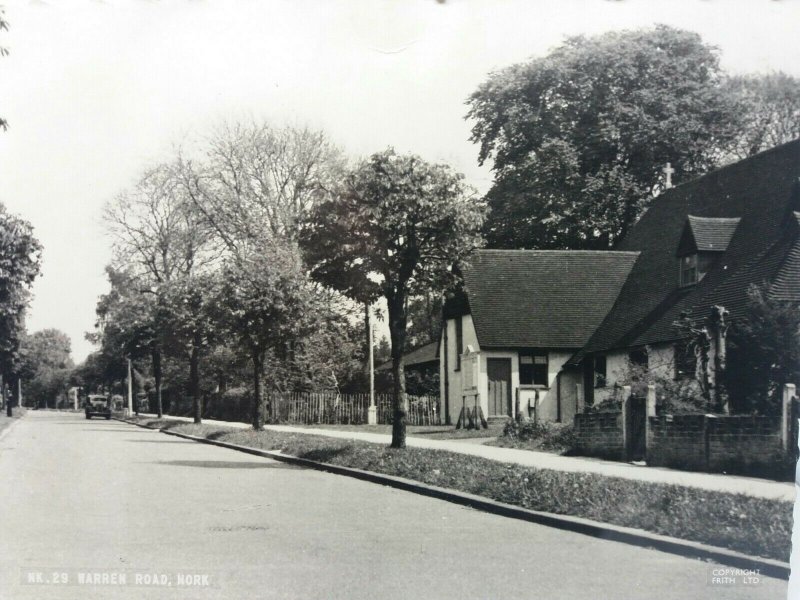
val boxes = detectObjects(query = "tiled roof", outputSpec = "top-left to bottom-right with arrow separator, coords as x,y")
459,249 -> 639,349
376,341 -> 438,371
684,215 -> 741,252
582,139 -> 800,356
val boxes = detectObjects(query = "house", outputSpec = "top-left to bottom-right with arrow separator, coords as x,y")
439,250 -> 639,424
569,139 -> 800,409
376,340 -> 439,396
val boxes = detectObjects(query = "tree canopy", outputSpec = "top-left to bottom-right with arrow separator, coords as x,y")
467,25 -> 740,250
302,148 -> 486,447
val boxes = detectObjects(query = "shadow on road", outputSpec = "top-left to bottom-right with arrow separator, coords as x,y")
153,459 -> 303,470
125,439 -> 189,444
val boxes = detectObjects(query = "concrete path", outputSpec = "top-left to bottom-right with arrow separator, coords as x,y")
139,414 -> 795,502
0,411 -> 788,600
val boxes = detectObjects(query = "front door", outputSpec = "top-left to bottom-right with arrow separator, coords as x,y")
487,358 -> 512,417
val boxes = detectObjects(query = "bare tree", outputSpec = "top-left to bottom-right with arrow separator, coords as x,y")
176,121 -> 346,256
103,162 -> 219,420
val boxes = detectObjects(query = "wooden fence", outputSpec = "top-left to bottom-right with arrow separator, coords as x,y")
268,391 -> 440,426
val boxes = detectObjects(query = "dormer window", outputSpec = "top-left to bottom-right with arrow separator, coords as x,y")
680,254 -> 698,286
676,215 -> 740,288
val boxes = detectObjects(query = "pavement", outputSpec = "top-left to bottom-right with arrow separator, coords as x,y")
0,411 -> 789,599
141,413 -> 796,502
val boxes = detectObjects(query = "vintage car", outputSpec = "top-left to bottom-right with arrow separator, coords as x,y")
84,395 -> 112,420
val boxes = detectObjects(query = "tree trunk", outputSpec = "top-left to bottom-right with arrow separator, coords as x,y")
252,351 -> 264,431
190,337 -> 201,424
364,301 -> 371,377
388,290 -> 408,448
5,382 -> 11,417
152,349 -> 163,418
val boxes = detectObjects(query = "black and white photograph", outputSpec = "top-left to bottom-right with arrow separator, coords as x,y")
0,1 -> 798,598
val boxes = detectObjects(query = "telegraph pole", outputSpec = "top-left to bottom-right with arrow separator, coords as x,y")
127,358 -> 133,416
367,308 -> 376,425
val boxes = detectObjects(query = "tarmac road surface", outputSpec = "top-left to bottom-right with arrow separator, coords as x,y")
0,411 -> 788,600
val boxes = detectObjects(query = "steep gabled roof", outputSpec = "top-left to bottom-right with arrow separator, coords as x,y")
582,139 -> 800,356
460,249 -> 639,349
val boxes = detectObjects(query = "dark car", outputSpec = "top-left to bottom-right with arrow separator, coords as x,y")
85,395 -> 111,420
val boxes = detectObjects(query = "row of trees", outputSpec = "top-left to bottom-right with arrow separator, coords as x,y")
85,124 -> 484,447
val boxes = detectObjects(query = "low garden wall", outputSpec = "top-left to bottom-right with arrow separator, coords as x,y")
575,409 -> 789,478
573,412 -> 624,460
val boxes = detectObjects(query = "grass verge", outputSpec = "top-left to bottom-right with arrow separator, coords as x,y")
0,406 -> 26,436
128,416 -> 792,563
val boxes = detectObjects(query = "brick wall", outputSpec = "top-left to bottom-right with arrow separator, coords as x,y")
648,414 -> 783,476
575,411 -> 786,478
574,412 -> 623,460
648,415 -> 708,470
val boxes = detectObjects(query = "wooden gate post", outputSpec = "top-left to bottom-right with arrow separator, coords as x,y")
781,383 -> 796,452
620,385 -> 631,461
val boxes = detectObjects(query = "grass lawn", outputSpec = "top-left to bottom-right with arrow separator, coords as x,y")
0,406 -> 26,436
128,416 -> 792,562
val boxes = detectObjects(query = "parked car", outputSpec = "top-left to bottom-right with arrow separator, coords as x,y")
85,395 -> 111,420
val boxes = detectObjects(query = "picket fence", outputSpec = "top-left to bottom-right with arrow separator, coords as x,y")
268,391 -> 440,426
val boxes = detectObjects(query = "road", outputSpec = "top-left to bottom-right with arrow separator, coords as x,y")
0,411 -> 787,600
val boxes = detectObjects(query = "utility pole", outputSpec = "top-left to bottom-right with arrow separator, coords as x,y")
127,358 -> 133,416
367,307 -> 376,425
18,378 -> 22,408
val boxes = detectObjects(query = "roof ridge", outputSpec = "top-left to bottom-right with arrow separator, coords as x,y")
659,138 -> 800,195
687,215 -> 742,222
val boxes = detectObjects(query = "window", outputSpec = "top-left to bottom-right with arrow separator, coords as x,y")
454,317 -> 463,371
519,352 -> 548,386
594,355 -> 607,388
680,254 -> 698,286
629,347 -> 648,369
674,342 -> 696,380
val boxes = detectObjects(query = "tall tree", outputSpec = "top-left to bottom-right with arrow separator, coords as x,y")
302,149 -> 486,448
103,162 -> 217,420
178,121 -> 346,251
1,6 -> 9,131
467,25 -> 739,250
214,239 -> 317,430
19,329 -> 73,409
722,72 -> 800,161
0,205 -> 42,410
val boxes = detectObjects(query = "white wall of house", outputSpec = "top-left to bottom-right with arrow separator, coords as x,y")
439,315 -> 575,423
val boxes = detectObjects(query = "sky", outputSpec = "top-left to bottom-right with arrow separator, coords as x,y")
1,0 -> 800,362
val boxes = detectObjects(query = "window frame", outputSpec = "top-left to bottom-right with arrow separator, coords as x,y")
519,351 -> 549,387
594,355 -> 607,388
680,253 -> 698,287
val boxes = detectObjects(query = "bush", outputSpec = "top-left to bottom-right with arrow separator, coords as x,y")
501,419 -> 576,454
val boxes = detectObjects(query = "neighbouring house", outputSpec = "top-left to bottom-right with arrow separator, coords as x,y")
569,139 -> 800,411
439,250 -> 639,424
376,340 -> 439,396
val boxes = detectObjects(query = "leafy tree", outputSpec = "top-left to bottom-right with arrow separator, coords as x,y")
405,292 -> 442,349
1,6 -> 8,131
302,148 -> 486,447
722,72 -> 800,160
103,162 -> 218,419
19,329 -> 74,408
0,205 -> 42,408
467,25 -> 739,250
214,240 -> 318,430
725,285 -> 800,415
